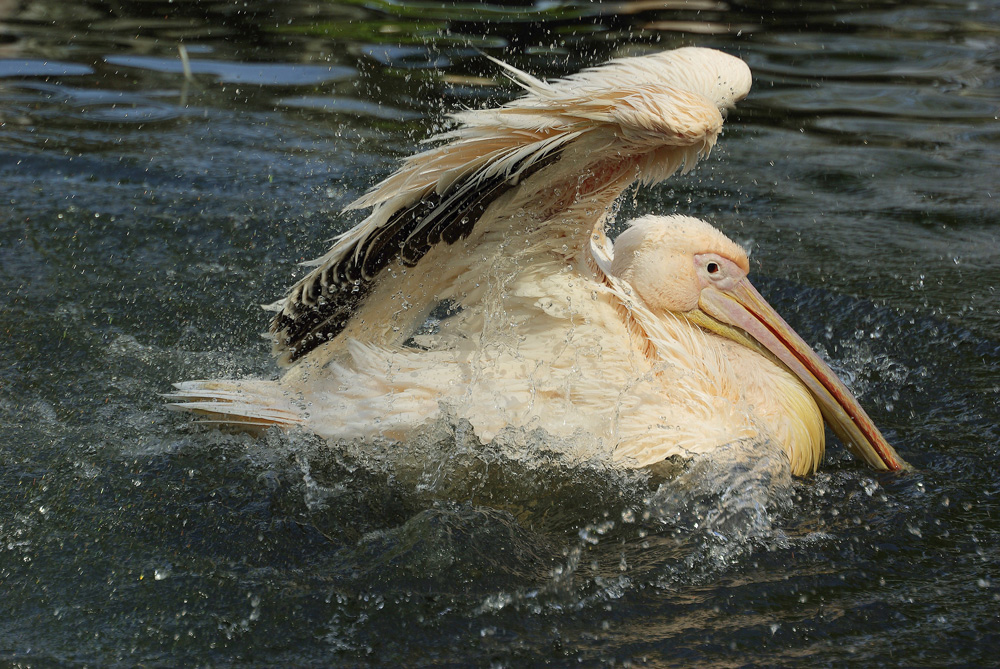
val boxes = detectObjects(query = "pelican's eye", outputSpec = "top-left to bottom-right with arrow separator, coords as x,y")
706,261 -> 720,274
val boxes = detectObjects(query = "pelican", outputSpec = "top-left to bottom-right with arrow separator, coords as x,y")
168,47 -> 907,476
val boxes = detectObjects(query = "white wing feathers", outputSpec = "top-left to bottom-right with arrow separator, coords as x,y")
167,379 -> 306,429
270,47 -> 751,363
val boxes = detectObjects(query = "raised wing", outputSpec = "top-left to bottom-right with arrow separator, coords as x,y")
270,47 -> 751,364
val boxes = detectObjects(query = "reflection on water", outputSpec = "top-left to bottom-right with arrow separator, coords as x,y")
1,0 -> 999,665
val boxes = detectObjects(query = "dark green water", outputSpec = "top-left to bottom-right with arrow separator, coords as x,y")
1,1 -> 999,665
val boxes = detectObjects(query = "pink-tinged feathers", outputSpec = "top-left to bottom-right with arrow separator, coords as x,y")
171,47 -> 906,476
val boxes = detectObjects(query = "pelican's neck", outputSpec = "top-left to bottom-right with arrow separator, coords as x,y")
605,277 -> 826,475
721,339 -> 826,475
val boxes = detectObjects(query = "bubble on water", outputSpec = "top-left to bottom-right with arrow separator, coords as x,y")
477,592 -> 514,614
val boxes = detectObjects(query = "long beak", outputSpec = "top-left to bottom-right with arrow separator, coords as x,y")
696,278 -> 909,472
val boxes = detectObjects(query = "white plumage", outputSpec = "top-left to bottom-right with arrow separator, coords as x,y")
169,47 -> 907,476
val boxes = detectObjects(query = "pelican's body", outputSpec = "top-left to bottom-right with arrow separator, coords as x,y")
169,48 -> 906,476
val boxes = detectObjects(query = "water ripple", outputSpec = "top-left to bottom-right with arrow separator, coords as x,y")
104,55 -> 356,86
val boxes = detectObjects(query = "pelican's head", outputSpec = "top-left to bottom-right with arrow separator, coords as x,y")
611,214 -> 908,474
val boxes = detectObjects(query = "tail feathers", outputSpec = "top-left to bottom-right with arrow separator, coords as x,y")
166,379 -> 306,430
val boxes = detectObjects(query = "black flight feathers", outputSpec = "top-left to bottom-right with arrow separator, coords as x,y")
269,150 -> 560,363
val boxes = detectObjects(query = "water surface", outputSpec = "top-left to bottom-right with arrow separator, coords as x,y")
1,0 -> 999,665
